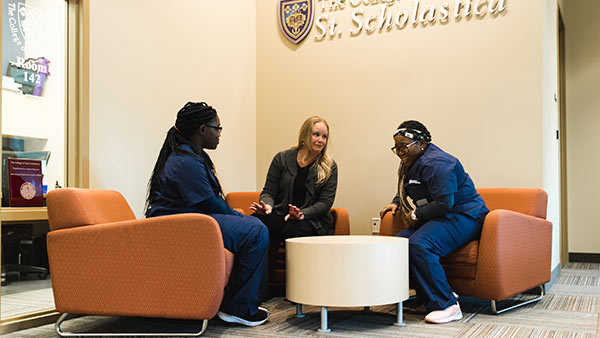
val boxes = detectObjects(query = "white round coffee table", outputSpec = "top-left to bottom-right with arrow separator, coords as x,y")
286,235 -> 409,332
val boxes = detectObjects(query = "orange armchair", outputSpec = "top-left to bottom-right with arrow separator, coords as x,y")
46,188 -> 234,336
225,192 -> 349,285
380,188 -> 552,314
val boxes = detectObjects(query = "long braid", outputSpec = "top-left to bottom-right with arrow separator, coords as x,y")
395,120 -> 432,214
397,164 -> 413,214
145,102 -> 224,212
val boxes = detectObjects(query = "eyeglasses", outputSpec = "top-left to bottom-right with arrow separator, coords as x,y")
391,140 -> 418,155
205,124 -> 223,134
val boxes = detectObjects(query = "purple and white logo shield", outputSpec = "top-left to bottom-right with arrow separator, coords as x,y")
278,0 -> 314,44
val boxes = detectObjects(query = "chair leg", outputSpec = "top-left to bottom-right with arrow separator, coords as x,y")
490,285 -> 545,314
55,313 -> 209,337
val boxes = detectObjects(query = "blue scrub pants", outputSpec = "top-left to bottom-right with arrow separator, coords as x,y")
210,214 -> 269,317
396,212 -> 485,312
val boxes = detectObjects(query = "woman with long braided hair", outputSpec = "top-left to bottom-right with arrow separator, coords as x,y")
145,102 -> 269,326
380,120 -> 488,324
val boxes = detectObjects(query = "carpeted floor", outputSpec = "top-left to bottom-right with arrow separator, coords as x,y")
4,263 -> 599,337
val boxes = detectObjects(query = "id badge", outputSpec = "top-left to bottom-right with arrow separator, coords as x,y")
416,198 -> 428,207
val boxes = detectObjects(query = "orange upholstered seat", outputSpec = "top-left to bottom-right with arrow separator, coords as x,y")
380,188 -> 552,314
46,188 -> 234,336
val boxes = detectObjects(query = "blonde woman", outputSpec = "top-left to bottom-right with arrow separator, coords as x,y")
251,116 -> 338,277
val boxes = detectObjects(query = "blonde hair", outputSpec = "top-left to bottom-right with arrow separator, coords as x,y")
294,116 -> 333,185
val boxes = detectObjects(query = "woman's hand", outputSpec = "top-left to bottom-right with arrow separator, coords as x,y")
380,204 -> 399,218
249,201 -> 272,215
285,204 -> 304,221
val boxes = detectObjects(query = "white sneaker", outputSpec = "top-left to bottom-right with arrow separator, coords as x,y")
424,303 -> 462,324
217,307 -> 269,327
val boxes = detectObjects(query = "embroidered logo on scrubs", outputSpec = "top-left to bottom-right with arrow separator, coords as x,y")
408,179 -> 421,185
278,0 -> 314,44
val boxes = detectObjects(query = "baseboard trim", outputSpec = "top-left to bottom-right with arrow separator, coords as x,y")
569,253 -> 600,263
545,264 -> 561,292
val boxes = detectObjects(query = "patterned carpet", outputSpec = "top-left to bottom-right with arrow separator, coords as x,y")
4,263 -> 599,337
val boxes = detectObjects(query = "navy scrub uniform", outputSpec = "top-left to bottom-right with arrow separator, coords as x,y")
146,144 -> 269,318
395,143 -> 488,312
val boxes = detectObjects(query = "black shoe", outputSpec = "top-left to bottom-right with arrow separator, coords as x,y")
217,307 -> 269,326
403,296 -> 426,314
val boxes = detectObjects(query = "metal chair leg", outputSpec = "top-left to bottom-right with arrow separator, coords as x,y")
55,313 -> 209,337
490,285 -> 545,314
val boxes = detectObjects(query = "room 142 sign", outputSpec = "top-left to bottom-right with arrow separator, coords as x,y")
5,56 -> 50,96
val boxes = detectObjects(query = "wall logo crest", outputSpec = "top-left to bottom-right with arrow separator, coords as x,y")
278,0 -> 314,44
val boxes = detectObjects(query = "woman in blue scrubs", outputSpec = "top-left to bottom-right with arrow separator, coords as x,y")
145,102 -> 269,327
380,120 -> 488,324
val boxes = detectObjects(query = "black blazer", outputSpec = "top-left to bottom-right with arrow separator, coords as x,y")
259,148 -> 338,235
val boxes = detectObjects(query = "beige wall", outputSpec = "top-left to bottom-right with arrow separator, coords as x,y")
258,0 -> 550,222
85,0 -> 563,268
88,0 -> 257,217
563,0 -> 600,254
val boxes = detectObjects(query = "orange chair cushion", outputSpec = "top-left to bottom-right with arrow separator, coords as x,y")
441,240 -> 479,265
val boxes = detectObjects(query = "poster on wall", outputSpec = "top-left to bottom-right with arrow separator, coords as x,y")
2,0 -> 50,96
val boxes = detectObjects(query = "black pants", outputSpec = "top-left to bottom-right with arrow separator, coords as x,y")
252,213 -> 318,244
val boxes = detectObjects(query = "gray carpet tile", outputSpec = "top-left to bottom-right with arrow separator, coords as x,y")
3,264 -> 600,337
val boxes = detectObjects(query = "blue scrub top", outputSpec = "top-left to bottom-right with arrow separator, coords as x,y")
146,144 -> 222,217
404,143 -> 488,219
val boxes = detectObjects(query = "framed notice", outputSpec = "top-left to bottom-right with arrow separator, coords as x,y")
8,158 -> 43,207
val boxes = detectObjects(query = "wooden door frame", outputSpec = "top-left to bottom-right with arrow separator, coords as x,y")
558,7 -> 568,264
